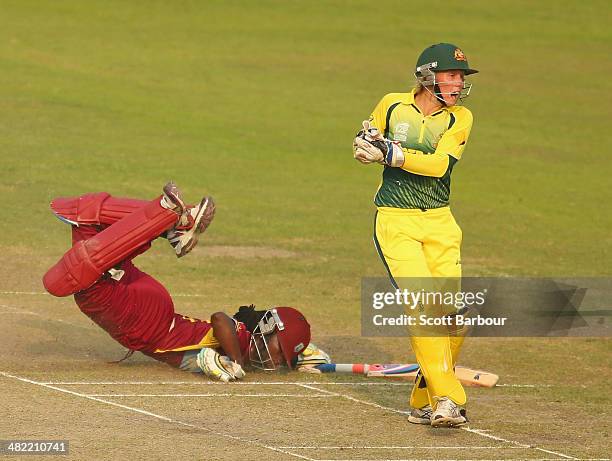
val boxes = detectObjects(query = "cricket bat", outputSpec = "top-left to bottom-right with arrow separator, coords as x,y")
311,363 -> 499,388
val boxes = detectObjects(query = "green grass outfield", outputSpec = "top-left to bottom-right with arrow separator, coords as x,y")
0,1 -> 610,459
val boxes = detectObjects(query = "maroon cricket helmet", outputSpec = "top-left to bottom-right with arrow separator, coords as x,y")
248,306 -> 311,370
274,306 -> 311,368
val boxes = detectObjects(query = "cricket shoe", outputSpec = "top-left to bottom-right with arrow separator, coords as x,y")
161,181 -> 187,215
430,397 -> 468,428
408,405 -> 432,425
166,196 -> 216,258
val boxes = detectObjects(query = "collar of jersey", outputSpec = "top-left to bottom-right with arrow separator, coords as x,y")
402,88 -> 448,117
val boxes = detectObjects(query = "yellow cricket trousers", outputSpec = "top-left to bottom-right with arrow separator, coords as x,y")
373,206 -> 466,408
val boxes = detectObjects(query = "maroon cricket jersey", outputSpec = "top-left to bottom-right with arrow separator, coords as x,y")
74,260 -> 251,359
75,261 -> 177,351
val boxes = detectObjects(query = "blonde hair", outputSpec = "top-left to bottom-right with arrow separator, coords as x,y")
413,79 -> 431,95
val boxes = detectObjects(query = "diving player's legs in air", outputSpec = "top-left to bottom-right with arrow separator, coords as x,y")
43,182 -> 222,362
50,186 -> 216,258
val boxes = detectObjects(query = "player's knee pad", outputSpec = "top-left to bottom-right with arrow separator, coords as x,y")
43,240 -> 100,297
51,193 -> 147,227
51,193 -> 111,226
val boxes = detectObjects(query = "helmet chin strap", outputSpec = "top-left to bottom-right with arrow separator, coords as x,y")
423,83 -> 447,107
433,83 -> 448,106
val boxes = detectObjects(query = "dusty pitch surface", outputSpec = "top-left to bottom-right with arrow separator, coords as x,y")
1,1 -> 610,459
1,293 -> 609,461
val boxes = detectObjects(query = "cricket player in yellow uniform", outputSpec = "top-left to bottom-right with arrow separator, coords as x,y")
353,43 -> 478,427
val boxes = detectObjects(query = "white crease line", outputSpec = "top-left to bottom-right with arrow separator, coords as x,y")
38,381 -> 412,386
534,447 -> 581,460
312,459 -> 606,461
296,384 -> 579,461
462,429 -> 579,460
0,311 -> 38,315
36,380 -> 556,388
85,393 -> 336,398
276,446 -> 526,450
297,383 -> 410,415
461,427 -> 530,448
0,303 -> 93,329
496,384 -> 554,388
0,371 -> 315,461
0,304 -> 25,310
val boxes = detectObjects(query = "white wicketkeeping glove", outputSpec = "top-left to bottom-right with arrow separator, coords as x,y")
353,120 -> 385,164
353,120 -> 405,167
196,347 -> 246,382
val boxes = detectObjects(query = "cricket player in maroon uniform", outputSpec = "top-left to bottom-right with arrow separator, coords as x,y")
43,182 -> 311,382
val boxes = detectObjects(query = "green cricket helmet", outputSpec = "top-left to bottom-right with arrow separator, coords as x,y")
414,43 -> 478,104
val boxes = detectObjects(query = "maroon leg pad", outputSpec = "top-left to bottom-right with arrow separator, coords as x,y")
43,197 -> 178,297
51,193 -> 148,226
101,196 -> 149,225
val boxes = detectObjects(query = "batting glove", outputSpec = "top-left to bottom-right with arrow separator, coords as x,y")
196,347 -> 246,382
219,355 -> 246,380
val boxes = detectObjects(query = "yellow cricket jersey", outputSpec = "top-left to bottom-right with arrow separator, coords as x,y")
369,89 -> 473,209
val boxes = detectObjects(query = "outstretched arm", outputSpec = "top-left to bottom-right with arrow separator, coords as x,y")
210,312 -> 244,367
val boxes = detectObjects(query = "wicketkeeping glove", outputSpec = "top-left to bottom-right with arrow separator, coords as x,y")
353,120 -> 405,167
196,347 -> 246,382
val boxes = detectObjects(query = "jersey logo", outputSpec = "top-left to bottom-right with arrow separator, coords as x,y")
454,48 -> 467,61
393,122 -> 410,142
432,132 -> 444,149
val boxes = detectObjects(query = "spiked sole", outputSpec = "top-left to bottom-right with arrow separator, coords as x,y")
174,197 -> 215,258
195,197 -> 216,234
431,415 -> 467,428
162,182 -> 186,214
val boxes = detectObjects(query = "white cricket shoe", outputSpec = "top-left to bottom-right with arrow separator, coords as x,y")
431,397 -> 468,427
166,196 -> 216,258
408,405 -> 432,425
